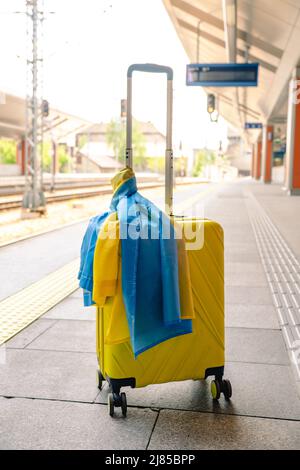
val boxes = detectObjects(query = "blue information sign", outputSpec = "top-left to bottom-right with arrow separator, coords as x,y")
244,122 -> 263,129
186,63 -> 259,87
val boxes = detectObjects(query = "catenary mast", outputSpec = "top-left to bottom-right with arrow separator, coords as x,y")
22,0 -> 46,214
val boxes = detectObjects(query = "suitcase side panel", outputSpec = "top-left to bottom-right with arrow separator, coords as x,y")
96,219 -> 224,388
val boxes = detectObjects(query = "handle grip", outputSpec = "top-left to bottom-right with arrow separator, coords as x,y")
127,63 -> 173,80
126,63 -> 174,215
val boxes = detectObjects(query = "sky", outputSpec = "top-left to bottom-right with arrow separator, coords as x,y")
0,0 -> 228,153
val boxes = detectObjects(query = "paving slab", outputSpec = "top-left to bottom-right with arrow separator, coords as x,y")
224,242 -> 260,263
96,362 -> 300,420
27,320 -> 95,353
206,214 -> 250,227
226,327 -> 289,365
225,304 -> 280,330
148,409 -> 300,450
225,286 -> 273,305
208,198 -> 246,208
225,252 -> 261,263
223,228 -> 257,245
226,262 -> 266,275
221,223 -> 252,233
0,349 -> 98,402
217,187 -> 245,198
225,241 -> 259,253
44,297 -> 95,321
6,319 -> 57,349
206,200 -> 246,210
225,262 -> 268,287
0,397 -> 157,450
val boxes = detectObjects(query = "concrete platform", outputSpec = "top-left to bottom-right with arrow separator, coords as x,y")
94,361 -> 300,421
0,397 -> 156,450
0,348 -> 98,402
1,180 -> 300,449
148,410 -> 300,450
225,304 -> 280,329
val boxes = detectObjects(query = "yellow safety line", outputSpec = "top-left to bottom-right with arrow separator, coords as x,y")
0,259 -> 79,345
0,183 -> 219,345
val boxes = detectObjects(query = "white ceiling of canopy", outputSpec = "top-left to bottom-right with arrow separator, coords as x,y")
163,0 -> 300,142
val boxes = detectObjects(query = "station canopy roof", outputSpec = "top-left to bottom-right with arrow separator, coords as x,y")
163,0 -> 300,143
0,92 -> 91,143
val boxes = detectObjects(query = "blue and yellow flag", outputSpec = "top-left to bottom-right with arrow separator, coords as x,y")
79,168 -> 194,357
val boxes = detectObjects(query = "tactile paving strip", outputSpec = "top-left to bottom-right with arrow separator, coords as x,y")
246,192 -> 300,380
0,259 -> 79,345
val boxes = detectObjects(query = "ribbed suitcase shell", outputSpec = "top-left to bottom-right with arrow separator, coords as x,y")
96,218 -> 224,388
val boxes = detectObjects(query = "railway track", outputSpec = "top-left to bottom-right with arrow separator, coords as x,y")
0,181 -> 166,211
0,176 -> 206,211
0,174 -> 160,196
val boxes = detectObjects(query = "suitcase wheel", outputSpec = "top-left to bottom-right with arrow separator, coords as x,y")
121,392 -> 127,417
211,379 -> 221,400
107,392 -> 127,417
97,369 -> 105,391
211,379 -> 232,401
108,393 -> 114,417
222,379 -> 232,400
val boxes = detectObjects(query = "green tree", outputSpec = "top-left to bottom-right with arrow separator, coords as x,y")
0,140 -> 17,164
77,134 -> 87,150
58,145 -> 71,173
41,141 -> 52,172
193,149 -> 216,176
105,118 -> 146,168
40,141 -> 71,173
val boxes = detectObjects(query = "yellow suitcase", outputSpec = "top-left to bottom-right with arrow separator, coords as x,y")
95,64 -> 231,416
96,218 -> 232,416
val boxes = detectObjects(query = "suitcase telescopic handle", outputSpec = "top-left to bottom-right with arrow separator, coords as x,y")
126,63 -> 174,215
